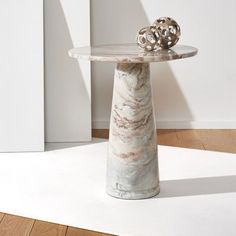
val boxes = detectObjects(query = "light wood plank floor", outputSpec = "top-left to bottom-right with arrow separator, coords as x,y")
0,129 -> 235,236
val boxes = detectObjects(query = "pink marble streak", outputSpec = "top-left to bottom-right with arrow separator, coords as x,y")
106,63 -> 160,199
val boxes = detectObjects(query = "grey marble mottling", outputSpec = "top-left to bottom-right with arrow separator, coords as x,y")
106,63 -> 160,199
69,43 -> 198,63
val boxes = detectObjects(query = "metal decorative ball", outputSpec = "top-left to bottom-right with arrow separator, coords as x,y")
152,17 -> 181,49
136,26 -> 158,51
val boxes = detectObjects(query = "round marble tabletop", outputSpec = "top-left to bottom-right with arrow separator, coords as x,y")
69,43 -> 198,63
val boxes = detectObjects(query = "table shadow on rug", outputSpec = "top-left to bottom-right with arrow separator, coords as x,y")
157,175 -> 236,198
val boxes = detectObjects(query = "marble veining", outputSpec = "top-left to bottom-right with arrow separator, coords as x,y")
106,63 -> 160,199
69,43 -> 197,199
69,43 -> 198,63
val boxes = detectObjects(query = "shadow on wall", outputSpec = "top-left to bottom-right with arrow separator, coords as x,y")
91,0 -> 193,127
44,0 -> 90,142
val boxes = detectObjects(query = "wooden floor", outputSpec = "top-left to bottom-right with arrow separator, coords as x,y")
0,129 -> 236,236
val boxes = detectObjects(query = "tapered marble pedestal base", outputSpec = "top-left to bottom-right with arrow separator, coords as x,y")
106,63 -> 160,199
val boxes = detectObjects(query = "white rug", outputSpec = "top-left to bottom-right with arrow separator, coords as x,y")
0,139 -> 236,236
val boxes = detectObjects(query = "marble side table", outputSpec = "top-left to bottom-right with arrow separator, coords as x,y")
69,44 -> 197,200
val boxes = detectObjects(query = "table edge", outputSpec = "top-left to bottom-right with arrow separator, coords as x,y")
68,46 -> 198,63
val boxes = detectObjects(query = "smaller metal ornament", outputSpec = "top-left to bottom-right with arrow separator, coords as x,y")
152,17 -> 181,49
136,26 -> 158,51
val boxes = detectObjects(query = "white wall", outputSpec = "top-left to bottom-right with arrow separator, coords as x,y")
91,0 -> 236,129
45,0 -> 91,142
0,0 -> 44,151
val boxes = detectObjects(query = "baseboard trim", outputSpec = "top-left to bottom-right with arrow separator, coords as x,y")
92,121 -> 236,129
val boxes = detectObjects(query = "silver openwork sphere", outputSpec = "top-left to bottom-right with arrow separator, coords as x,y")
136,26 -> 158,51
152,17 -> 181,49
